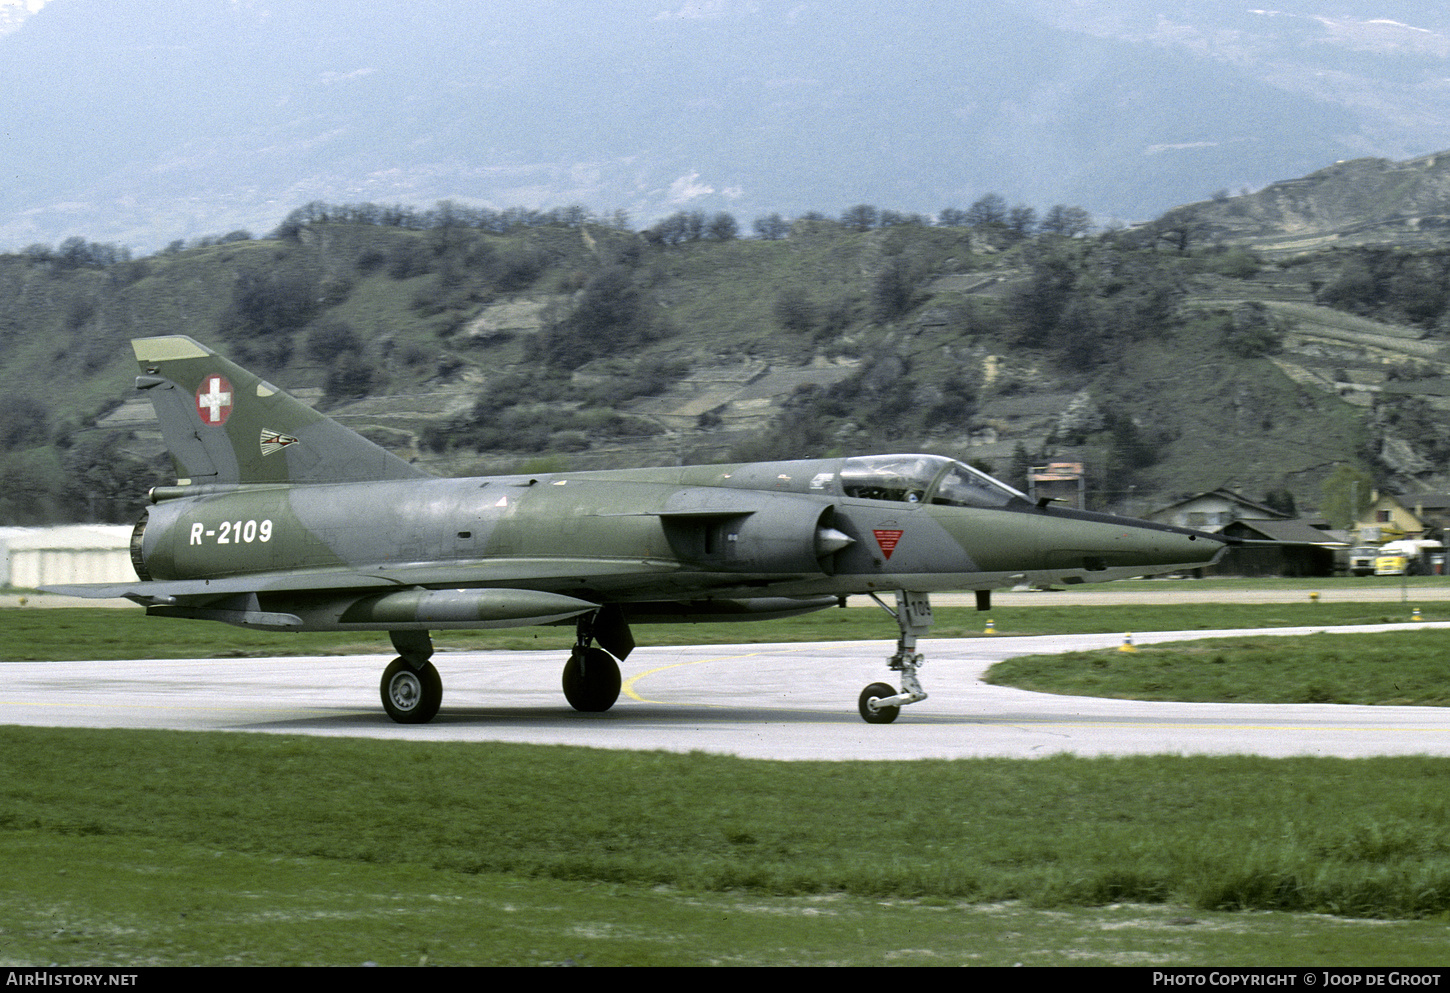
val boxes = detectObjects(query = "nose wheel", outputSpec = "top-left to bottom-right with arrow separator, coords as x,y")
858,682 -> 901,724
858,591 -> 933,724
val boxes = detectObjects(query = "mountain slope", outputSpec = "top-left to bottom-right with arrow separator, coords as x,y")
10,147 -> 1450,525
1156,154 -> 1450,253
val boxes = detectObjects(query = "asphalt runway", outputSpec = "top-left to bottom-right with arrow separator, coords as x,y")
7,622 -> 1450,760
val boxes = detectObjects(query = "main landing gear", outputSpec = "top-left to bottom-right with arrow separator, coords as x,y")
562,611 -> 622,713
377,609 -> 631,724
381,630 -> 442,724
858,590 -> 934,724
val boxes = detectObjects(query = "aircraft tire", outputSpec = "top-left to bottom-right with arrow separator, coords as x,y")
381,657 -> 443,724
562,646 -> 621,712
858,682 -> 900,724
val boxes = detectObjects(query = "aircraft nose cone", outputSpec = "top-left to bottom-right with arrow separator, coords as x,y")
1030,512 -> 1230,573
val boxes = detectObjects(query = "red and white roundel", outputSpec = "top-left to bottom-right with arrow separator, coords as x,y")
195,375 -> 234,426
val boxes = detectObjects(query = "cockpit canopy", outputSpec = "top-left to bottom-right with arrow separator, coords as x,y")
838,455 -> 1027,509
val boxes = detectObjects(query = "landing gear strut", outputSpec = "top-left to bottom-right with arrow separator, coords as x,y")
562,612 -> 622,712
381,629 -> 442,724
858,591 -> 933,724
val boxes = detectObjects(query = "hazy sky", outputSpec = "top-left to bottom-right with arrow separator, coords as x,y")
0,0 -> 49,32
5,1 -> 1450,252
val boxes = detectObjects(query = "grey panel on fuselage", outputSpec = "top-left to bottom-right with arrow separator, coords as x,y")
285,476 -> 511,567
135,376 -> 238,482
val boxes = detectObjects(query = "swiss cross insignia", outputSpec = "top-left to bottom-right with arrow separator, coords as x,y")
195,375 -> 233,426
873,529 -> 904,560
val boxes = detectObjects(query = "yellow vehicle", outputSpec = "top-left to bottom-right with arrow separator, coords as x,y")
1374,552 -> 1410,575
1374,540 -> 1445,576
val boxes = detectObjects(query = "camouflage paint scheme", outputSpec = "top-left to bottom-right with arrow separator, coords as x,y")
44,336 -> 1228,724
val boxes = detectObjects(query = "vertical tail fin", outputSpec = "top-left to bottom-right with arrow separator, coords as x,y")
132,335 -> 427,485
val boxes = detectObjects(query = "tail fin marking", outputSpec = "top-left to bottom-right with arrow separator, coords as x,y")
132,335 -> 427,486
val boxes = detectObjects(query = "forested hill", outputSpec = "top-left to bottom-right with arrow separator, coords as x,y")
5,181 -> 1450,526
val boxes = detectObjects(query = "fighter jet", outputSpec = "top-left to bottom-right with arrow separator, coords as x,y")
43,336 -> 1229,724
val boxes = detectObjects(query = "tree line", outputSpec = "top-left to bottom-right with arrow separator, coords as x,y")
268,195 -> 1096,246
10,192 -> 1097,268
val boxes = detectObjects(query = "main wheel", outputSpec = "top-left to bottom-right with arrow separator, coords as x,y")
562,646 -> 621,712
381,657 -> 443,724
858,681 -> 900,724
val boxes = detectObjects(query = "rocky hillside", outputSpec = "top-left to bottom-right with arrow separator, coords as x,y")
9,153 -> 1450,525
1153,152 -> 1450,255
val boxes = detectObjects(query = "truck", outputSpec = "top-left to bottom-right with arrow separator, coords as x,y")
1373,539 -> 1446,576
1348,546 -> 1379,576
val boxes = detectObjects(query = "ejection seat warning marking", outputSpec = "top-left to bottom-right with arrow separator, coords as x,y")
196,375 -> 233,425
873,529 -> 904,559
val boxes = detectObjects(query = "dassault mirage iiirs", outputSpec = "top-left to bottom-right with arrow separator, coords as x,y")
44,336 -> 1229,724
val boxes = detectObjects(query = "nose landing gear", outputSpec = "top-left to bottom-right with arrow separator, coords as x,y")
858,590 -> 933,724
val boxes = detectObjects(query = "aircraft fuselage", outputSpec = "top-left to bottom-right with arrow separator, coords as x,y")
132,455 -> 1224,632
46,336 -> 1232,723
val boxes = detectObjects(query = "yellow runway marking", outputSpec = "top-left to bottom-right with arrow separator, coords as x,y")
621,648 -> 806,704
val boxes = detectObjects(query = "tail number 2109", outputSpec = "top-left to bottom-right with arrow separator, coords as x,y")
189,520 -> 274,545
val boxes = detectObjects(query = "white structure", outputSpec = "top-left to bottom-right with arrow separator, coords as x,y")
0,525 -> 136,589
1146,489 -> 1287,533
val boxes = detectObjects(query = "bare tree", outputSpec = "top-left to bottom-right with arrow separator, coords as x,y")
840,204 -> 878,232
1040,205 -> 1093,238
879,211 -> 926,228
753,213 -> 790,240
1007,205 -> 1037,239
706,212 -> 739,241
1150,209 -> 1205,252
965,194 -> 1007,228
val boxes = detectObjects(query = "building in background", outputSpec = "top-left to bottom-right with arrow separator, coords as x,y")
1147,489 -> 1288,533
1029,462 -> 1084,509
1354,493 -> 1450,544
0,526 -> 135,589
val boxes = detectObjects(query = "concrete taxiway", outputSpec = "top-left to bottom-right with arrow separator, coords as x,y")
5,623 -> 1450,760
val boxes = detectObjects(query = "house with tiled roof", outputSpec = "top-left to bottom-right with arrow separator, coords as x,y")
1354,493 -> 1450,543
1146,489 -> 1288,533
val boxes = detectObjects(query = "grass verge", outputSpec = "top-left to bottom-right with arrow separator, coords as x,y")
5,729 -> 1450,964
3,600 -> 1449,661
9,833 -> 1450,966
6,731 -> 1450,916
7,598 -> 1450,964
988,629 -> 1450,706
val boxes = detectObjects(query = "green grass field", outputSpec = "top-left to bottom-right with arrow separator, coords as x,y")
990,629 -> 1450,705
4,729 -> 1450,966
6,596 -> 1450,965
